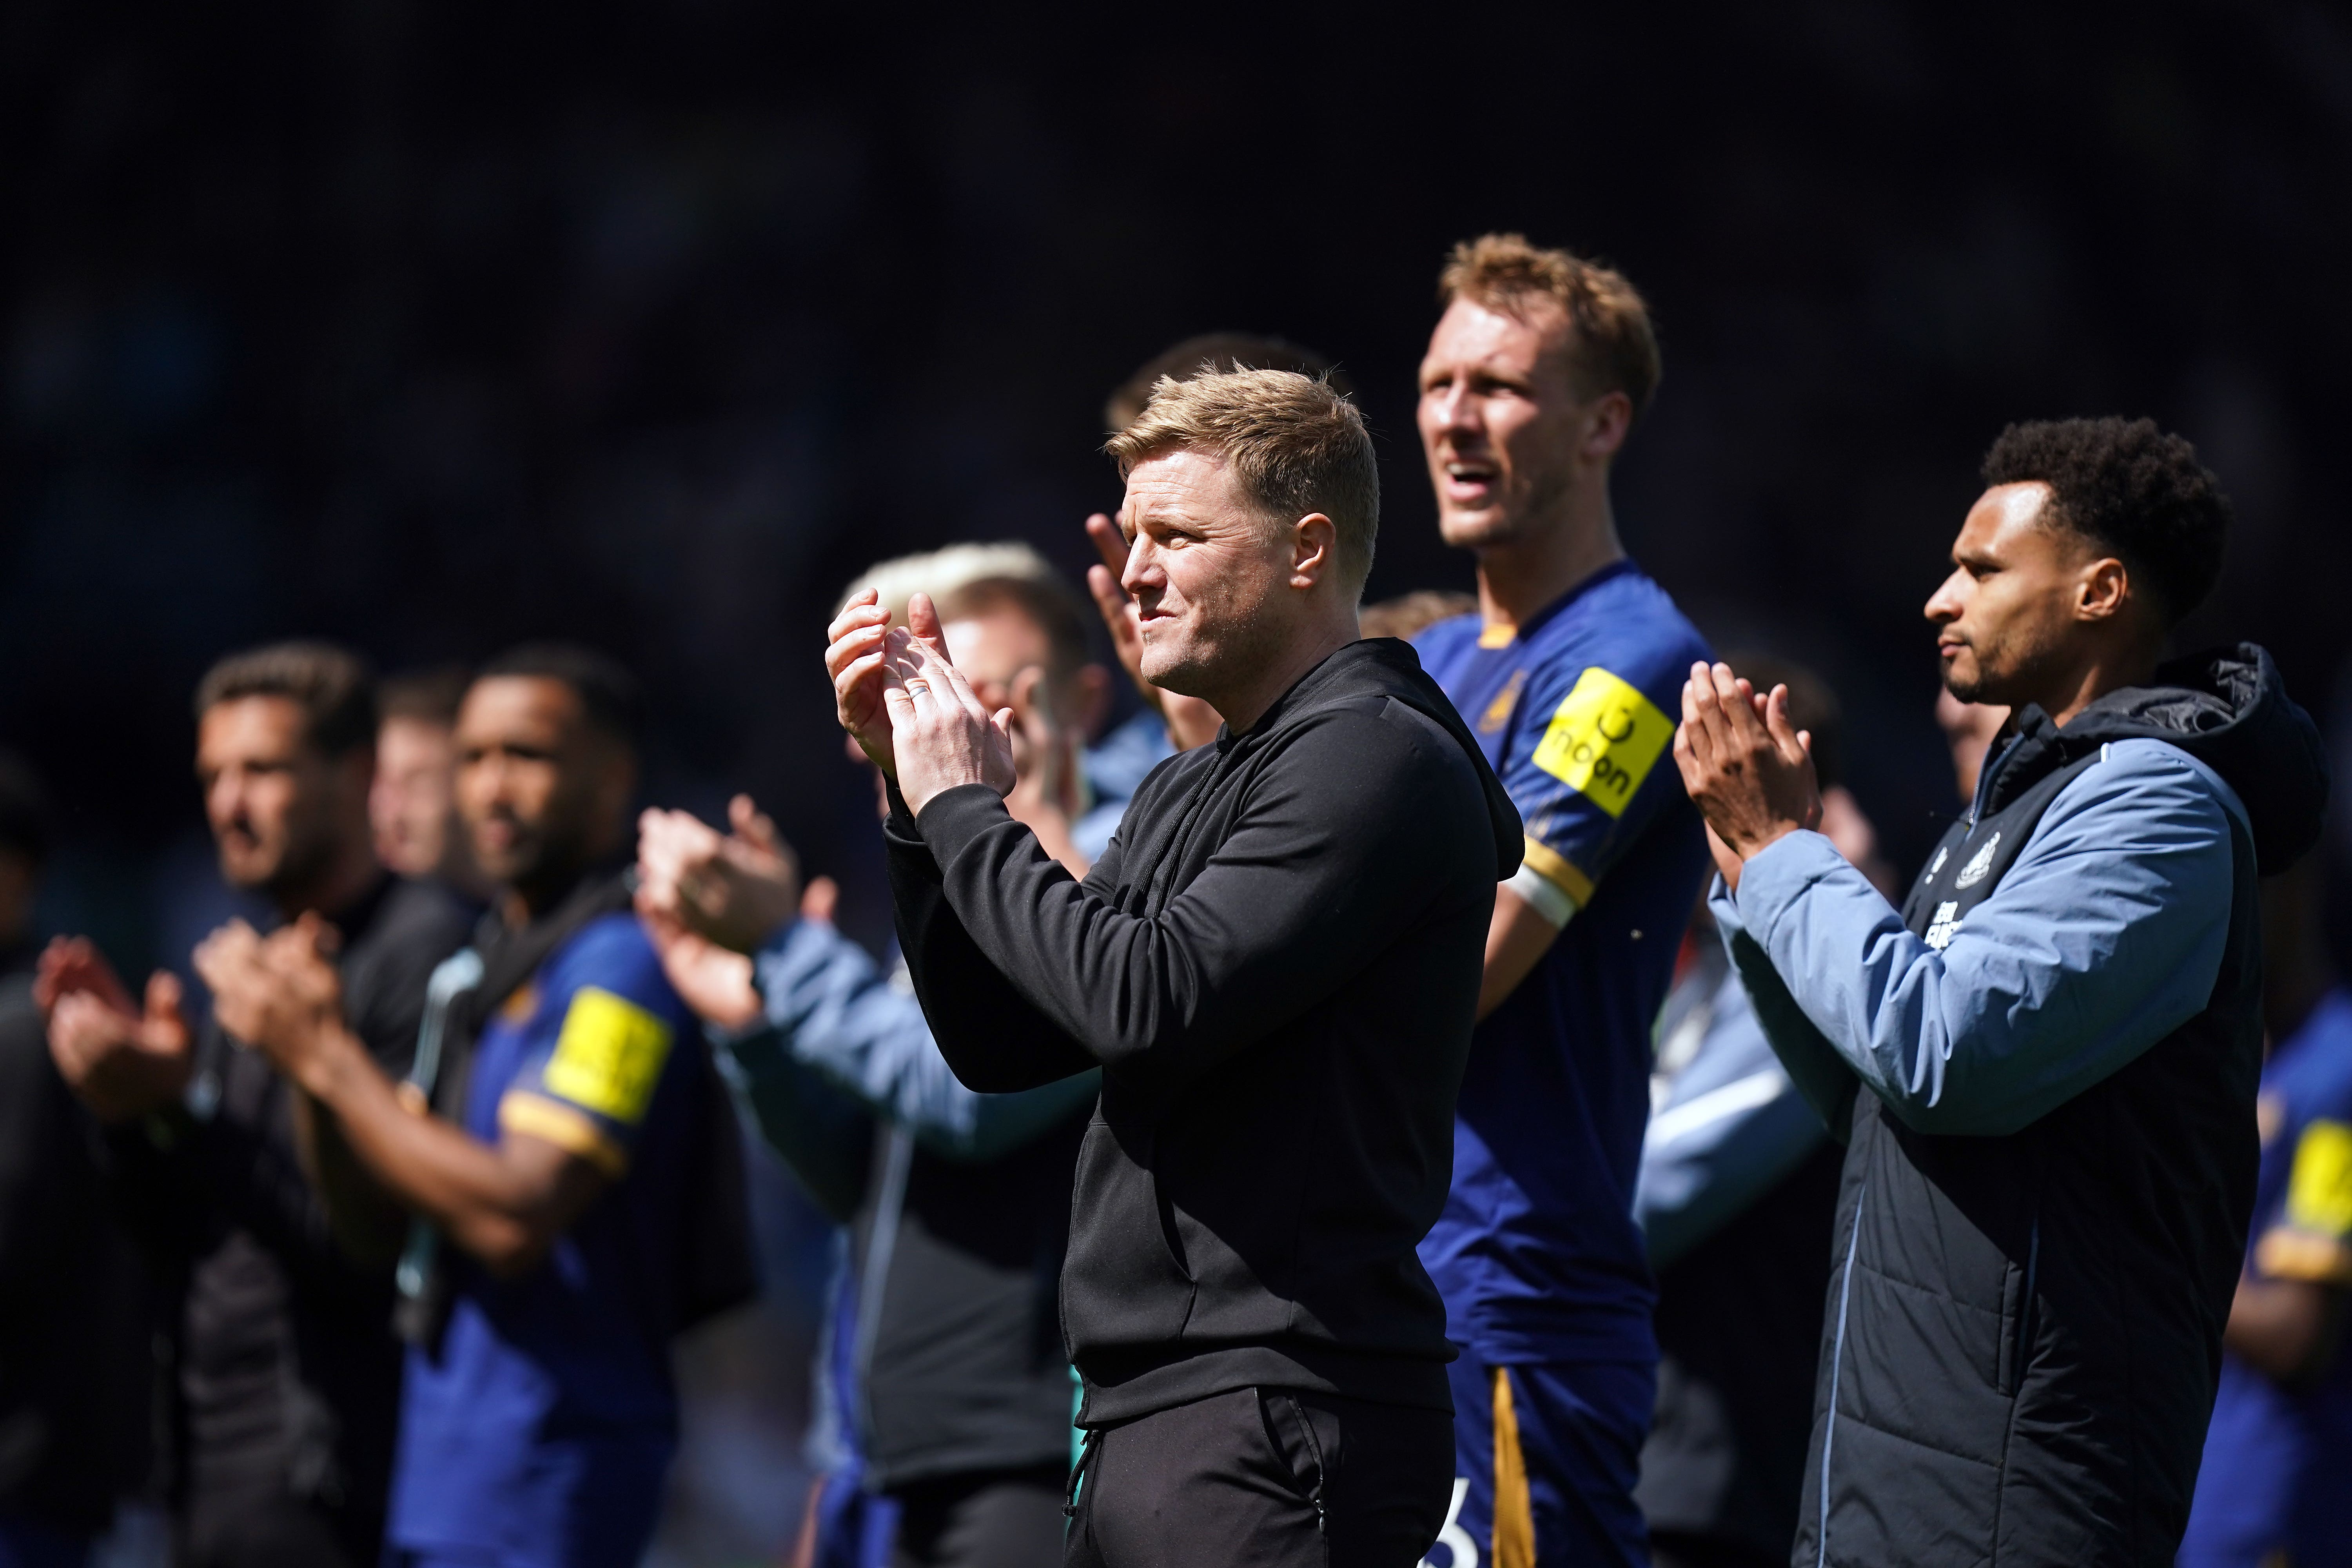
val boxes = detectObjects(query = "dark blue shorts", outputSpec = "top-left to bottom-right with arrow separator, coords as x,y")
1426,1349 -> 1655,1568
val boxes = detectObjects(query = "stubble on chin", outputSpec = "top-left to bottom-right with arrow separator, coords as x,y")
1437,472 -> 1567,553
1145,597 -> 1283,704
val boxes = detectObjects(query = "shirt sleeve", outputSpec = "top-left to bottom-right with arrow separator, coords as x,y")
2253,1118 -> 2352,1286
1710,878 -> 1862,1138
740,918 -> 1100,1161
498,943 -> 685,1178
1503,636 -> 1695,916
897,704 -> 1490,1098
1728,740 -> 2244,1137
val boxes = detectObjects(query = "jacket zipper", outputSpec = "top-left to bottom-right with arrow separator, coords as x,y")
2009,1213 -> 2040,1397
1817,1181 -> 1867,1568
851,1127 -> 915,1450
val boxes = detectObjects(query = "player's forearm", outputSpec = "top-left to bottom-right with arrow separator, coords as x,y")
299,1027 -> 552,1263
1477,883 -> 1566,1021
290,1091 -> 409,1269
2225,1274 -> 2346,1388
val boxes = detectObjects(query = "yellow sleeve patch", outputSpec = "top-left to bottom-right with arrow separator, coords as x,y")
541,987 -> 673,1125
1529,667 -> 1675,819
2285,1120 -> 2352,1238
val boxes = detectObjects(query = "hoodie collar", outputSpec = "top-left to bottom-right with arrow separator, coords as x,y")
1978,642 -> 2325,873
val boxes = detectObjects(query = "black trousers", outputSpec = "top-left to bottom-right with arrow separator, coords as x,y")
891,1464 -> 1070,1568
178,1481 -> 372,1568
1648,1537 -> 1790,1568
1066,1387 -> 1452,1568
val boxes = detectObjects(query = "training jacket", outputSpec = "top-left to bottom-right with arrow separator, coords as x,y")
888,637 -> 1521,1426
1716,644 -> 2326,1567
723,918 -> 1097,1489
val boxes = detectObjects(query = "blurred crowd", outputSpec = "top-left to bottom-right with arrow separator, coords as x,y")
2,212 -> 2347,1568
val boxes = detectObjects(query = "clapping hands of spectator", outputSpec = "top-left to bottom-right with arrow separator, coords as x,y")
636,794 -> 835,1032
637,795 -> 801,954
193,914 -> 350,1096
38,936 -> 196,1122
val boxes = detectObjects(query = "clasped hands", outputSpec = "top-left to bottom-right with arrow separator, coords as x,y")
825,589 -> 1018,816
191,914 -> 353,1096
1671,661 -> 1824,894
38,938 -> 196,1123
634,794 -> 821,1032
39,915 -> 354,1122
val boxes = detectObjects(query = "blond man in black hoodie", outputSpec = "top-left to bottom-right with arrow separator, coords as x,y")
826,368 -> 1523,1568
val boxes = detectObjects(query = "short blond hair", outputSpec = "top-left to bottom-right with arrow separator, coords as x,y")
1440,233 -> 1661,417
1103,367 -> 1379,594
839,541 -> 1059,624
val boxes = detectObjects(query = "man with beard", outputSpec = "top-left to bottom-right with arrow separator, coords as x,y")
41,644 -> 471,1568
1409,234 -> 1712,1567
194,645 -> 753,1568
1677,418 -> 2327,1565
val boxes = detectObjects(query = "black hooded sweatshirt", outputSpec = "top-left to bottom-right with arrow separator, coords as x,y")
1787,644 -> 2327,1568
886,637 -> 1522,1426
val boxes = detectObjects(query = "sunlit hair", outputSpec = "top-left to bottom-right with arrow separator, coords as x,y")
840,541 -> 1091,683
1439,233 -> 1662,417
1103,368 -> 1379,596
1104,333 -> 1350,436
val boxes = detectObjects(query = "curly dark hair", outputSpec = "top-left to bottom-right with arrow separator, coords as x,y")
1980,417 -> 2230,628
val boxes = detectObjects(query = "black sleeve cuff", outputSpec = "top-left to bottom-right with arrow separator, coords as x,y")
912,783 -> 1016,859
883,775 -> 918,833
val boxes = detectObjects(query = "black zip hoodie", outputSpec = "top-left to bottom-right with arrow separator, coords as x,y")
886,637 -> 1521,1425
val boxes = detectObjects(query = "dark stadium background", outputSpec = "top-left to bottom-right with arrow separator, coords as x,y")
5,4 -> 2348,1556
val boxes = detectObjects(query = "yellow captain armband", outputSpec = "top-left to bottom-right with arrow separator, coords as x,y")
1530,668 -> 1674,820
2251,1120 -> 2352,1287
541,987 -> 674,1126
2285,1120 -> 2352,1239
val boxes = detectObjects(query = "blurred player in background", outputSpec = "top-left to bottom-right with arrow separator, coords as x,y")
193,646 -> 755,1568
1410,234 -> 1712,1567
371,667 -> 483,896
1934,686 -> 2009,804
40,644 -> 472,1568
1361,590 -> 1477,642
0,755 -> 151,1568
2178,850 -> 2352,1568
